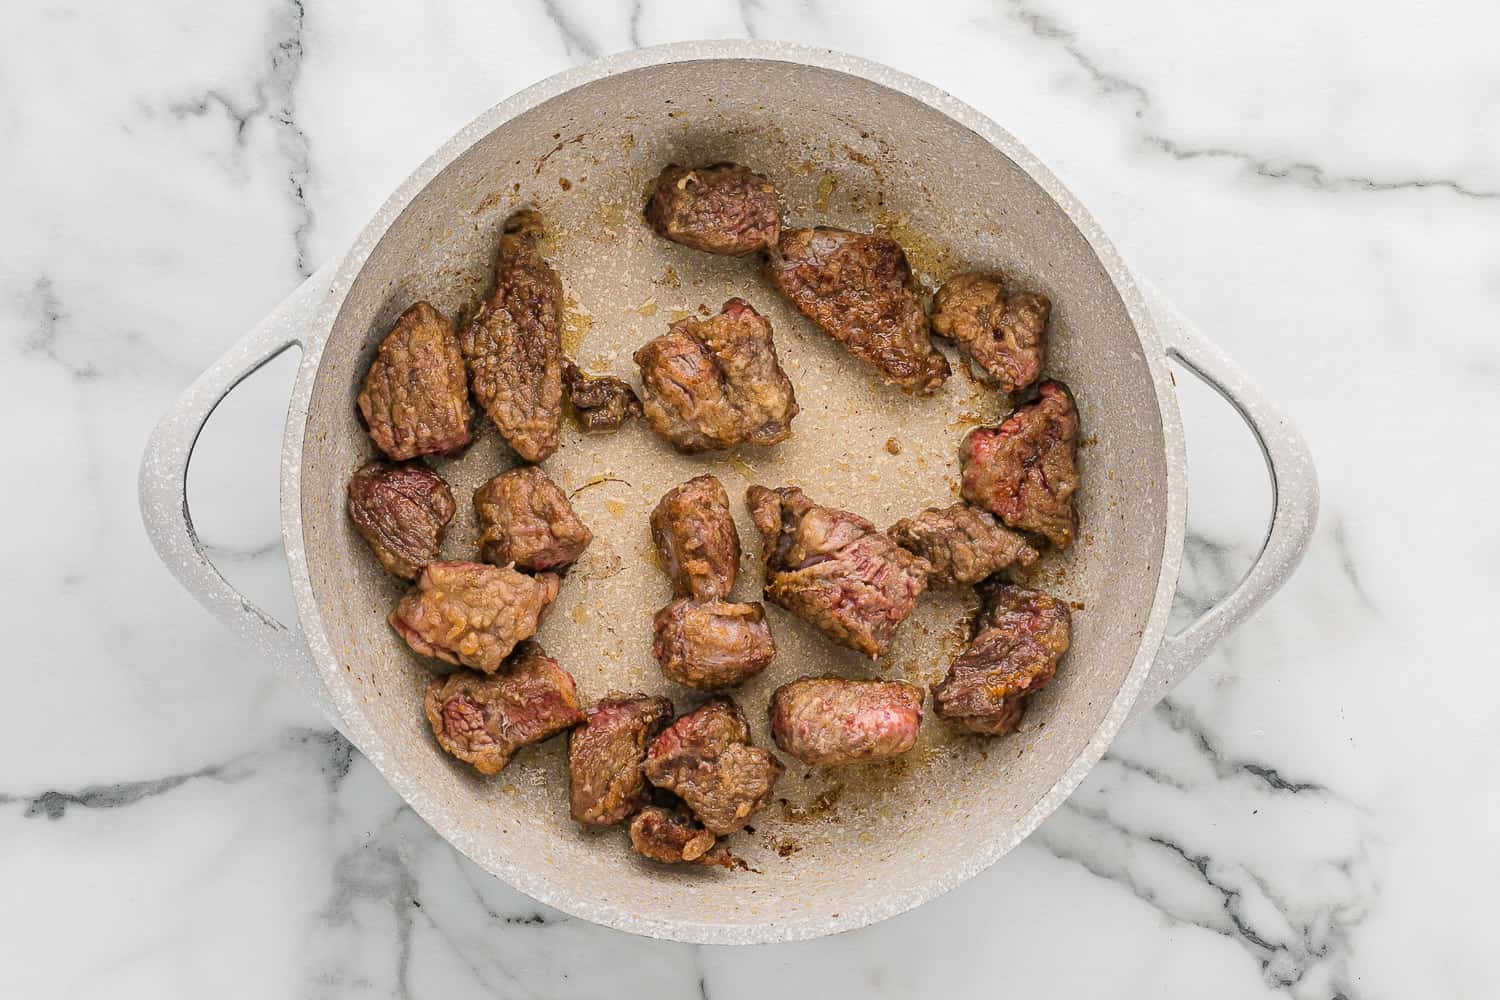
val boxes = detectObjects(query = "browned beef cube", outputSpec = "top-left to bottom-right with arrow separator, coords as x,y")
650,475 -> 740,600
568,694 -> 674,826
652,599 -> 775,690
930,271 -> 1050,393
628,806 -> 741,868
563,362 -> 641,432
765,227 -> 949,394
769,676 -> 924,766
459,210 -> 564,462
346,460 -> 456,580
932,583 -> 1071,735
643,698 -> 782,836
643,163 -> 781,256
357,302 -> 472,461
473,465 -> 592,573
887,502 -> 1039,589
746,485 -> 930,658
423,644 -> 583,774
959,380 -> 1080,548
633,298 -> 798,453
389,561 -> 559,673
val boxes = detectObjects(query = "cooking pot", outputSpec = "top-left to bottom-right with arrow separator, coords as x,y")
139,42 -> 1317,944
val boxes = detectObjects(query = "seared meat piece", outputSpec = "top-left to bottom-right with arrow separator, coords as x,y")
930,272 -> 1050,393
423,644 -> 583,774
643,162 -> 781,256
563,362 -> 642,432
473,465 -> 592,573
389,561 -> 560,673
633,298 -> 798,453
959,380 -> 1080,548
357,302 -> 472,461
765,227 -> 950,394
460,210 -> 564,462
932,583 -> 1071,735
628,806 -> 741,868
887,502 -> 1040,589
769,677 -> 924,766
568,694 -> 674,826
746,485 -> 930,658
346,460 -> 456,580
653,599 -> 776,689
644,698 -> 783,835
650,475 -> 740,601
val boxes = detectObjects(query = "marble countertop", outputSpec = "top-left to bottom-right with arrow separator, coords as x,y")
4,1 -> 1495,996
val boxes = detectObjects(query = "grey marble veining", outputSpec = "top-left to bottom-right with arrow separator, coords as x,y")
2,0 -> 1496,996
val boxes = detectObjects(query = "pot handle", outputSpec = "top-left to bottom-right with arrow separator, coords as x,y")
138,266 -> 348,735
1128,289 -> 1319,721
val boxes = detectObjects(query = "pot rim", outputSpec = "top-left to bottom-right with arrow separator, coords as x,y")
280,39 -> 1188,944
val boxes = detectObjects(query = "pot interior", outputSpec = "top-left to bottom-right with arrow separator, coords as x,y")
299,54 -> 1170,938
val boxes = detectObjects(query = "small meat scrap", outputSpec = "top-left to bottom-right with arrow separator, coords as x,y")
474,465 -> 592,573
424,644 -> 583,774
628,806 -> 741,868
653,599 -> 776,689
347,460 -> 456,580
644,162 -> 781,256
459,210 -> 564,462
644,698 -> 783,836
650,475 -> 740,601
563,362 -> 641,432
765,227 -> 950,394
932,582 -> 1071,735
930,271 -> 1050,393
357,302 -> 472,461
389,561 -> 560,673
888,502 -> 1040,589
746,485 -> 930,658
568,694 -> 674,826
769,677 -> 924,766
633,298 -> 798,453
959,380 -> 1080,548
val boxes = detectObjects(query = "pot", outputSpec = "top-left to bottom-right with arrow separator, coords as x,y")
139,42 -> 1317,944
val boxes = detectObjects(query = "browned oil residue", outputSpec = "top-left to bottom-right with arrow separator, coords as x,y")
473,188 -> 506,216
668,309 -> 693,323
873,209 -> 956,287
568,474 -> 631,499
1078,434 -> 1099,449
780,785 -> 843,824
621,131 -> 636,151
559,177 -> 572,191
1070,600 -> 1087,611
637,299 -> 658,317
842,144 -> 875,167
534,132 -> 587,176
885,437 -> 902,455
605,499 -> 627,517
772,836 -> 801,858
814,172 -> 838,211
561,295 -> 592,354
726,452 -> 758,481
657,265 -> 680,288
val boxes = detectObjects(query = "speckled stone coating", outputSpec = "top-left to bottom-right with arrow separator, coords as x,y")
140,41 -> 1318,945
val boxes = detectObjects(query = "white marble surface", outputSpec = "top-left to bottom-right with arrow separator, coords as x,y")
2,1 -> 1495,996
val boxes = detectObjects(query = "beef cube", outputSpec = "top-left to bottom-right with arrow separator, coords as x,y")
474,465 -> 592,573
652,599 -> 775,690
887,502 -> 1040,589
459,210 -> 564,462
932,583 -> 1071,735
563,362 -> 641,431
357,302 -> 472,461
930,271 -> 1050,393
423,644 -> 583,774
746,485 -> 930,658
765,227 -> 949,394
643,163 -> 781,256
643,698 -> 782,835
389,561 -> 559,673
769,676 -> 924,766
346,460 -> 456,580
633,298 -> 798,453
650,475 -> 740,600
959,380 -> 1080,548
628,806 -> 741,868
568,694 -> 674,826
